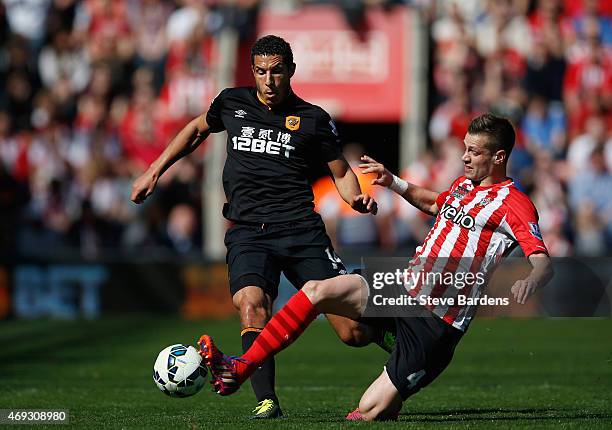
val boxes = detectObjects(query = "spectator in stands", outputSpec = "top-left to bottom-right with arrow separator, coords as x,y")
521,96 -> 566,156
166,0 -> 208,45
530,150 -> 572,256
131,0 -> 172,91
566,114 -> 611,174
38,29 -> 90,96
165,203 -> 200,254
473,0 -> 532,59
524,32 -> 566,102
569,145 -> 612,254
568,0 -> 612,46
563,23 -> 612,137
3,0 -> 51,52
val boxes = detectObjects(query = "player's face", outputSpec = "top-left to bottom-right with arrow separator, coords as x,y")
461,133 -> 498,182
252,54 -> 295,107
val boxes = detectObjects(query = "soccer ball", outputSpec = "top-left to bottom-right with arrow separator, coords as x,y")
153,344 -> 207,397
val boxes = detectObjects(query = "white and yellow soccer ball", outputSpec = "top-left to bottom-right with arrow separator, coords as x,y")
153,344 -> 207,397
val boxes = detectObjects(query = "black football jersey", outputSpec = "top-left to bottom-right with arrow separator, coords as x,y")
206,87 -> 343,225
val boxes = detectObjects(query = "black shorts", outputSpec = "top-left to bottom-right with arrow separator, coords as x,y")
225,222 -> 347,300
385,315 -> 463,400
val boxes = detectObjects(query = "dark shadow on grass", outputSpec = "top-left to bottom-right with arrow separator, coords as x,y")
402,408 -> 612,423
0,317 -> 160,366
405,407 -> 557,416
303,408 -> 612,423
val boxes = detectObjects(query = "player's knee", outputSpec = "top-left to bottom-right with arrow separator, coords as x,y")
233,291 -> 270,327
238,300 -> 269,327
302,280 -> 325,305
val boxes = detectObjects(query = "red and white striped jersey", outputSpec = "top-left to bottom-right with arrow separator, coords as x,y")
406,176 -> 548,331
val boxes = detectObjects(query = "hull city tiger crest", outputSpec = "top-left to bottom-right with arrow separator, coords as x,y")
285,116 -> 300,131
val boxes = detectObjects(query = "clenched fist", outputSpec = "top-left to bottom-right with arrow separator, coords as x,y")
131,169 -> 159,204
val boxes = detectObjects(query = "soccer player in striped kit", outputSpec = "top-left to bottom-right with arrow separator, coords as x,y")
197,113 -> 554,420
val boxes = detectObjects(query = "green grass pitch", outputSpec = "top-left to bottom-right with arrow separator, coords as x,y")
0,317 -> 611,429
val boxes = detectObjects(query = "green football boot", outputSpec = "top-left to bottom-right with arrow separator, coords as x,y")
251,399 -> 283,419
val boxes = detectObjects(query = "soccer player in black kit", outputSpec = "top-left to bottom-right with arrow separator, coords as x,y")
131,35 -> 386,418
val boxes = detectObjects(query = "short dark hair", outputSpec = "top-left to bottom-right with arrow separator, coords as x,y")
251,35 -> 293,67
467,113 -> 515,158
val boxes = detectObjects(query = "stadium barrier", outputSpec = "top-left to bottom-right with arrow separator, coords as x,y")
0,256 -> 609,320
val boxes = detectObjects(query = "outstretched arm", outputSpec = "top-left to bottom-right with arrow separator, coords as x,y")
131,113 -> 211,204
511,252 -> 554,304
328,157 -> 377,215
359,155 -> 440,216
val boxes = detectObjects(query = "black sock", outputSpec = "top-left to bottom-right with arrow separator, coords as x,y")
242,329 -> 279,404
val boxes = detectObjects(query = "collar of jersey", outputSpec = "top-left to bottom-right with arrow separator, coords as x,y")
252,87 -> 296,113
469,177 -> 513,189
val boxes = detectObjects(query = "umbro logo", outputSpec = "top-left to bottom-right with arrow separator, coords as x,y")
234,110 -> 247,118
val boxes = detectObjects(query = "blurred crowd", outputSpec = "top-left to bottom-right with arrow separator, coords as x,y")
0,0 -> 610,260
426,0 -> 612,257
0,0 -> 260,259
315,0 -> 612,257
